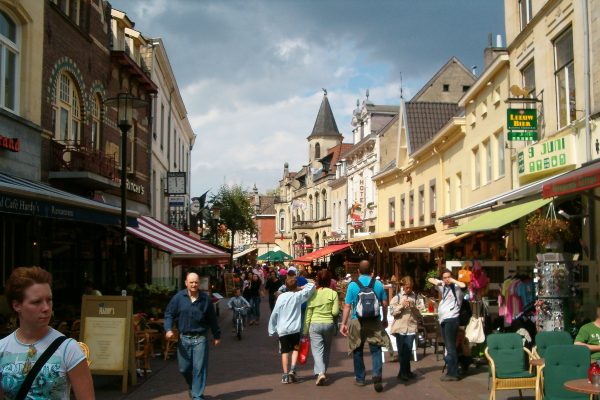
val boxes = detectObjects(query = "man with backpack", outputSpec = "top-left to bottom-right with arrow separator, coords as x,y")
340,260 -> 388,393
428,268 -> 467,381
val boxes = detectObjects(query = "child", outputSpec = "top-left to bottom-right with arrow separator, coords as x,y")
227,288 -> 250,330
268,276 -> 315,384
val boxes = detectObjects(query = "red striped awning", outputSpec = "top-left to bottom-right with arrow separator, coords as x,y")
293,243 -> 351,264
127,216 -> 229,265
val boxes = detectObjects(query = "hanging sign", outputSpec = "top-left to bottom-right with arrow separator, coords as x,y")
507,108 -> 538,141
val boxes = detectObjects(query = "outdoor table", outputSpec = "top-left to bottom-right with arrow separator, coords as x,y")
564,378 -> 600,399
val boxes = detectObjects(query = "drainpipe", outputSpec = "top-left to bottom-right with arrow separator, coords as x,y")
432,145 -> 442,224
583,0 -> 591,162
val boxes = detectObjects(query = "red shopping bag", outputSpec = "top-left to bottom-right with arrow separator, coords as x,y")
298,337 -> 310,365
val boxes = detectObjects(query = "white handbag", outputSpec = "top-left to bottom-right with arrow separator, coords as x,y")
465,316 -> 485,344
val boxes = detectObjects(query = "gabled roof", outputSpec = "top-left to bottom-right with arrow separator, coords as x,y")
405,102 -> 461,154
258,196 -> 277,215
410,57 -> 475,102
308,94 -> 342,139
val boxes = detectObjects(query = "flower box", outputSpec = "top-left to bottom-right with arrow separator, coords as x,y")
400,220 -> 405,226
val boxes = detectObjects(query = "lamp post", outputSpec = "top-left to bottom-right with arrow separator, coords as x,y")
105,93 -> 147,276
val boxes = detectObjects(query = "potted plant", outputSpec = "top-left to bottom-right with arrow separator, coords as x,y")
525,213 -> 572,250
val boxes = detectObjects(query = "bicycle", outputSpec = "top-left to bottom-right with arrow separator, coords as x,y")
233,307 -> 247,340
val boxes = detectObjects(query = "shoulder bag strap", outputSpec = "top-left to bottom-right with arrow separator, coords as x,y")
16,336 -> 68,400
355,279 -> 364,289
368,277 -> 376,288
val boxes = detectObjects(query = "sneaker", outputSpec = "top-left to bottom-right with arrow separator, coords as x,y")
397,373 -> 408,381
281,374 -> 290,384
373,376 -> 383,393
355,379 -> 366,387
440,374 -> 460,381
288,370 -> 297,383
316,373 -> 326,386
406,372 -> 417,379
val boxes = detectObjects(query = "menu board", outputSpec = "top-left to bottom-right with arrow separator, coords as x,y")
224,273 -> 236,297
80,295 -> 135,393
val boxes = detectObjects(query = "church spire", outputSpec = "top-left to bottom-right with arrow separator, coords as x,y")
308,90 -> 342,139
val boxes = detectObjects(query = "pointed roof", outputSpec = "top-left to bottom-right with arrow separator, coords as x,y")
308,93 -> 342,139
410,56 -> 475,102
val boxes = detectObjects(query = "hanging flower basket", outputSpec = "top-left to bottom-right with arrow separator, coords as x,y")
525,213 -> 572,248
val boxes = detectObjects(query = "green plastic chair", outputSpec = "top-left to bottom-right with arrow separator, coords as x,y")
485,333 -> 536,400
533,331 -> 573,359
541,344 -> 590,400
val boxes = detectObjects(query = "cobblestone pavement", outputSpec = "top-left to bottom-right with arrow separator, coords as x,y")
96,301 -> 534,400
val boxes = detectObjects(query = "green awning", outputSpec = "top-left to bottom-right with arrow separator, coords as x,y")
450,198 -> 552,234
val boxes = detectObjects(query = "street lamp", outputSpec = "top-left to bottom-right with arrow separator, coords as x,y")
105,93 -> 147,276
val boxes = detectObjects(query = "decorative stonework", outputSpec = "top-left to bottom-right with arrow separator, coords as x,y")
88,81 -> 107,124
47,57 -> 88,115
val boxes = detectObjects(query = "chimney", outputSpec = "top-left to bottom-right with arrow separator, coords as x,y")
483,33 -> 508,69
472,65 -> 478,76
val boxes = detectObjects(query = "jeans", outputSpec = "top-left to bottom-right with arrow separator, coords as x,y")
250,296 -> 261,322
178,335 -> 209,400
394,334 -> 415,375
441,317 -> 459,377
309,322 -> 336,375
353,341 -> 383,382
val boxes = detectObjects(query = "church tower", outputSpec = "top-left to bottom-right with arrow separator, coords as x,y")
307,90 -> 343,169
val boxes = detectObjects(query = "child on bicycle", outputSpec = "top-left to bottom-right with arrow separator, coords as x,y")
228,288 -> 250,330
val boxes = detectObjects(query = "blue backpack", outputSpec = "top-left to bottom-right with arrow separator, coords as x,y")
355,277 -> 380,319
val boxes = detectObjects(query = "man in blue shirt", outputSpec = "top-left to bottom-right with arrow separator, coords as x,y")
165,271 -> 221,400
340,260 -> 388,392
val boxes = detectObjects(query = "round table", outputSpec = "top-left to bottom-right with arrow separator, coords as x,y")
564,378 -> 600,399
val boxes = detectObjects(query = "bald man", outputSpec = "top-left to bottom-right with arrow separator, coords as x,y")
165,271 -> 221,400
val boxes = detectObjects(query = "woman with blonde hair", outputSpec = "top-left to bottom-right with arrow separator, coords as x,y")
0,266 -> 94,399
390,276 -> 422,381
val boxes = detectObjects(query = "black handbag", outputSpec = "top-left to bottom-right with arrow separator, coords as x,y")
16,336 -> 68,400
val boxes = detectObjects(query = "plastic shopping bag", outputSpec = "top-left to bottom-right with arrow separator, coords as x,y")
298,336 -> 310,365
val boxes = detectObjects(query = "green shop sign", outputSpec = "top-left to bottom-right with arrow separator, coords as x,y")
507,108 -> 537,141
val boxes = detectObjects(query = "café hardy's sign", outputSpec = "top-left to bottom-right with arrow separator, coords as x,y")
518,135 -> 575,183
0,135 -> 19,152
507,108 -> 538,141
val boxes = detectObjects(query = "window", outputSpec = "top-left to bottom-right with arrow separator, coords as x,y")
90,94 -> 101,150
443,84 -> 449,92
309,195 -> 313,220
522,61 -> 536,98
473,147 -> 480,188
430,180 -> 436,216
400,194 -> 405,225
409,191 -> 414,224
462,85 -> 470,92
73,0 -> 81,25
480,99 -> 488,118
127,122 -> 135,172
519,0 -> 533,31
59,0 -> 70,16
322,190 -> 327,218
496,131 -> 505,178
456,173 -> 462,210
332,203 -> 336,228
0,11 -> 18,112
554,28 -> 575,128
54,72 -> 81,145
484,140 -> 492,183
279,210 -> 285,232
315,142 -> 320,159
418,186 -> 425,221
160,103 -> 164,149
315,193 -> 320,220
445,178 -> 451,213
388,198 -> 395,229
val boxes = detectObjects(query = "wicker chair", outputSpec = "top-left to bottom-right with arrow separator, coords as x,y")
135,331 -> 152,376
539,344 -> 590,400
485,333 -> 537,400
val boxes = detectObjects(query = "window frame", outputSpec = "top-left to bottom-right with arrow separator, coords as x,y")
53,71 -> 82,145
0,10 -> 19,113
519,0 -> 533,31
554,27 -> 576,129
388,197 -> 396,230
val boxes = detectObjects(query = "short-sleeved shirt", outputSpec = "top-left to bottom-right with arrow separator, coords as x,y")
576,322 -> 600,361
0,327 -> 85,399
344,275 -> 387,320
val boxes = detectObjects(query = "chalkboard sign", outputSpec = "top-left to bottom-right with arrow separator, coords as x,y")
224,273 -> 236,297
80,295 -> 136,393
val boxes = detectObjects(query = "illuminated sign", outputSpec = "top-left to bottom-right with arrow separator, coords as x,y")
0,135 -> 19,152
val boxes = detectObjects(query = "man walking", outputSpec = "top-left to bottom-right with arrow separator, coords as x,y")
340,260 -> 388,393
428,268 -> 466,381
165,271 -> 221,400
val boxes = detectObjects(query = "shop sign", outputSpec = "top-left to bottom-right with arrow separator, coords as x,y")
169,196 -> 185,207
507,108 -> 538,141
517,136 -> 575,182
0,135 -> 19,152
542,165 -> 600,198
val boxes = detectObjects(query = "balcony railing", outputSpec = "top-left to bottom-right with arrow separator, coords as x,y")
48,139 -> 119,184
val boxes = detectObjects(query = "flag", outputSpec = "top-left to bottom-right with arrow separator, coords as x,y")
198,190 -> 209,209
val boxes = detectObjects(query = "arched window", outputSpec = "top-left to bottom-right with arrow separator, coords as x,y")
322,231 -> 326,247
322,190 -> 327,218
315,232 -> 320,249
315,193 -> 320,220
315,142 -> 320,159
0,11 -> 18,112
90,94 -> 101,150
279,209 -> 285,232
309,195 -> 313,220
54,72 -> 81,145
127,121 -> 136,172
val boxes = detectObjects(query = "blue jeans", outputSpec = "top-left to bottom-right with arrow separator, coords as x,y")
309,322 -> 336,375
178,335 -> 209,400
353,341 -> 383,382
250,296 -> 261,322
394,334 -> 415,375
441,317 -> 459,377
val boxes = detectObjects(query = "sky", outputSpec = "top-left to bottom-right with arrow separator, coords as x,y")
109,0 -> 505,197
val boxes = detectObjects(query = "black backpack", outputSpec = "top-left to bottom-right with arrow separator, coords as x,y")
449,284 -> 472,326
355,277 -> 380,319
